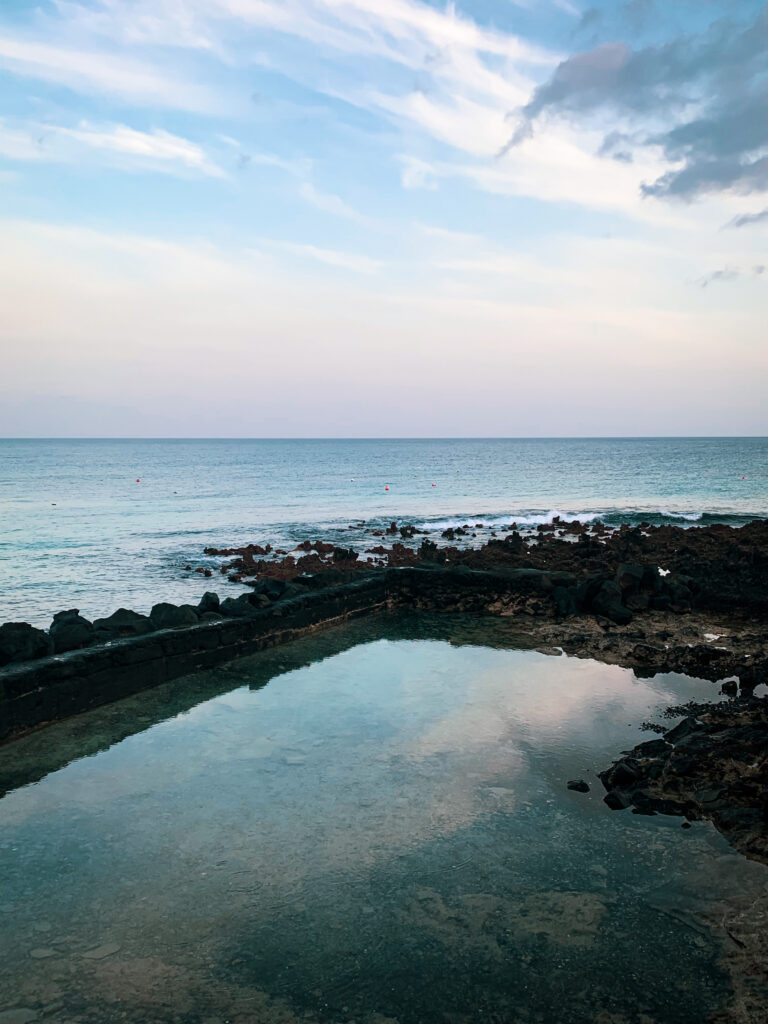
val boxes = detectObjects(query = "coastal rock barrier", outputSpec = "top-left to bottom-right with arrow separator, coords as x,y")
1,560 -> 766,744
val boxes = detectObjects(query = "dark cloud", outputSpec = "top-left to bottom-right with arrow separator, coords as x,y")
574,8 -> 603,36
506,5 -> 768,203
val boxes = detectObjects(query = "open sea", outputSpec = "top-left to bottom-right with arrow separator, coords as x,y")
1,437 -> 766,626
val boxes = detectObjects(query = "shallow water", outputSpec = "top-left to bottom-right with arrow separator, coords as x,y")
0,614 -> 765,1024
1,436 -> 766,624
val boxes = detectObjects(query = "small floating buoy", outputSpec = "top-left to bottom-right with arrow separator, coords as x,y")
431,482 -> 436,487
350,478 -> 355,482
136,478 -> 140,483
385,485 -> 390,491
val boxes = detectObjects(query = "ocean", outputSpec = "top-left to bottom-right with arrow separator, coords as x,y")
1,437 -> 766,626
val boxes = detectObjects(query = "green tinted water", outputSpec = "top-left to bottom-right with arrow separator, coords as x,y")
0,614 -> 765,1024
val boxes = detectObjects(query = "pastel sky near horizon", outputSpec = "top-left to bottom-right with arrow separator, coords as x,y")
0,0 -> 766,436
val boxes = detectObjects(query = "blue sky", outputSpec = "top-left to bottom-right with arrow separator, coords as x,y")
1,0 -> 766,436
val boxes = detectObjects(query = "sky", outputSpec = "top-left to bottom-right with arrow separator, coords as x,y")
0,0 -> 766,437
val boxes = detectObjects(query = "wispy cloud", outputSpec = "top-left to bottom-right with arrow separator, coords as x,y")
0,34 -> 217,112
725,208 -> 768,230
269,240 -> 383,274
0,119 -> 225,178
298,182 -> 380,229
697,265 -> 766,288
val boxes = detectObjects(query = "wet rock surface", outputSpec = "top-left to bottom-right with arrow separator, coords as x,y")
599,698 -> 768,865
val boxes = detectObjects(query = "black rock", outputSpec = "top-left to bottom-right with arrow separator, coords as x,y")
592,580 -> 632,625
220,595 -> 261,618
254,577 -> 288,601
604,760 -> 641,788
664,717 -> 703,745
634,738 -> 672,758
574,574 -> 610,612
332,546 -> 359,563
604,791 -> 633,810
49,609 -> 95,653
93,608 -> 153,638
199,611 -> 224,621
553,585 -> 578,617
150,603 -> 199,629
720,679 -> 738,697
567,779 -> 590,793
0,621 -> 52,666
616,563 -> 644,593
197,591 -> 220,614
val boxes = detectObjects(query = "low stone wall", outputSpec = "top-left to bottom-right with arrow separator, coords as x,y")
0,573 -> 396,742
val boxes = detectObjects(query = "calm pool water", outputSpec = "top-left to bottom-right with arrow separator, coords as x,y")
0,614 -> 765,1024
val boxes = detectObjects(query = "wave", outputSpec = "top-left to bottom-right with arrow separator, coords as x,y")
412,509 -> 765,534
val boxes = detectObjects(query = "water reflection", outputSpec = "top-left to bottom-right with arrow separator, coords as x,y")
0,613 -> 765,1024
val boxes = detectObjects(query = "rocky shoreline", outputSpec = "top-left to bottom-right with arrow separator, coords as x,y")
1,518 -> 766,868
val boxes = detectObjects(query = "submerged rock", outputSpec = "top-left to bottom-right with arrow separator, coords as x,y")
0,622 -> 52,666
567,779 -> 590,793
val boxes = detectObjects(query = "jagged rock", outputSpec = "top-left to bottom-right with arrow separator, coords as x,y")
574,574 -> 609,611
199,611 -> 224,621
0,622 -> 52,666
604,791 -> 632,810
552,585 -> 578,617
253,578 -> 287,601
93,609 -> 152,638
49,609 -> 95,653
150,603 -> 198,629
197,592 -> 220,614
333,546 -> 359,563
220,593 -> 269,617
591,580 -> 632,625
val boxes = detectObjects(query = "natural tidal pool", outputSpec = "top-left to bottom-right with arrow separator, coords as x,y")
0,614 -> 766,1024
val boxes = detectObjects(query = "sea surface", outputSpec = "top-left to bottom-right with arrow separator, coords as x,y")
1,613 -> 764,1023
1,437 -> 766,625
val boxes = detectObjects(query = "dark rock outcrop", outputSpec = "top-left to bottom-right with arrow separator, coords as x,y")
0,622 -> 52,666
49,609 -> 95,653
591,580 -> 632,625
197,592 -> 220,614
93,608 -> 153,639
600,699 -> 768,864
149,603 -> 199,630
